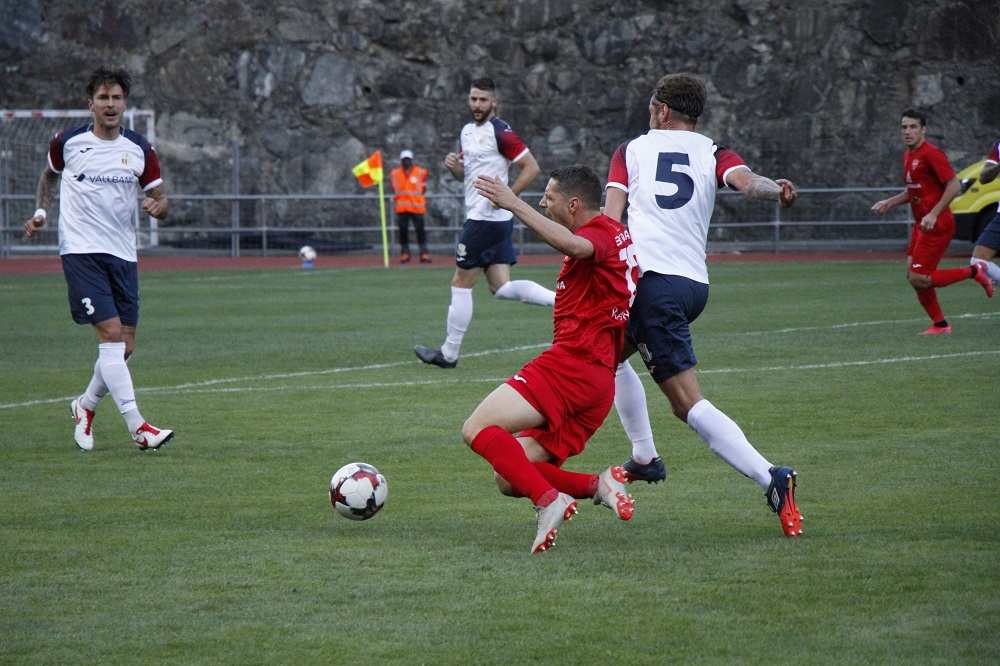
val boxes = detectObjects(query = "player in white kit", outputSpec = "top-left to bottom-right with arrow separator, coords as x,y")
604,73 -> 802,537
24,66 -> 174,452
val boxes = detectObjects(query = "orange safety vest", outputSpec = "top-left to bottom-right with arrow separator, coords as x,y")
390,166 -> 427,214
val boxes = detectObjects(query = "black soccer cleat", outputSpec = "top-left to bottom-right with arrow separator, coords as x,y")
621,456 -> 666,484
766,465 -> 803,537
414,345 -> 457,369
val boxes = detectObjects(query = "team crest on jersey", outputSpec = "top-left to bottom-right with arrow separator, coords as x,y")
122,152 -> 130,165
911,159 -> 920,169
457,243 -> 467,259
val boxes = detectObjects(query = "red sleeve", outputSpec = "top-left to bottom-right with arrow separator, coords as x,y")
715,147 -> 746,186
139,146 -> 162,190
47,133 -> 65,173
927,146 -> 955,183
493,119 -> 529,162
606,142 -> 629,189
575,218 -> 617,264
987,142 -> 999,164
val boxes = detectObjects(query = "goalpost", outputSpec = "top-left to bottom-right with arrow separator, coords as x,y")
0,109 -> 157,257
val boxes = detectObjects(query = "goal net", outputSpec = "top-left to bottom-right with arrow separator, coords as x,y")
0,109 -> 157,256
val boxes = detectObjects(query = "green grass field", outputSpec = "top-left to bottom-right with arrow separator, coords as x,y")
2,259 -> 997,664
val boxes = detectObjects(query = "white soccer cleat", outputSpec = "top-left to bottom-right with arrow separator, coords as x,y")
594,465 -> 634,520
531,492 -> 577,554
71,396 -> 95,451
133,422 -> 174,450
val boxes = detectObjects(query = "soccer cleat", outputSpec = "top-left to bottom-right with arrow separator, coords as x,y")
621,456 -> 666,484
766,465 -> 803,538
414,345 -> 457,368
531,492 -> 577,553
133,422 -> 174,450
71,396 -> 95,451
974,262 -> 994,298
593,466 -> 634,520
400,252 -> 411,264
918,325 -> 952,335
420,252 -> 432,263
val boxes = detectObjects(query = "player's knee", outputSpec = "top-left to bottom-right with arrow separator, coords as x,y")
461,419 -> 481,448
908,272 -> 931,289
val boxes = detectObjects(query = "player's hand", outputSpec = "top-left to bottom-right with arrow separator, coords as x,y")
141,196 -> 164,218
776,179 -> 797,208
920,213 -> 937,232
24,214 -> 45,237
871,199 -> 891,214
474,175 -> 519,211
444,152 -> 463,170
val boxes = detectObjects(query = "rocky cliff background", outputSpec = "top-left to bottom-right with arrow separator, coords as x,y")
2,0 -> 999,235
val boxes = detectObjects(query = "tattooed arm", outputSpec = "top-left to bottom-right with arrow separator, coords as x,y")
725,167 -> 797,208
24,167 -> 60,237
140,185 -> 170,220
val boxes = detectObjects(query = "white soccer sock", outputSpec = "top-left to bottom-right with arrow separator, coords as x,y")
97,342 -> 144,432
493,280 -> 556,306
80,357 -> 110,411
614,360 -> 658,462
442,287 -> 473,362
971,256 -> 1000,283
686,399 -> 771,489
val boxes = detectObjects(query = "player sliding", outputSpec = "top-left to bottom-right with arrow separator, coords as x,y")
464,165 -> 638,553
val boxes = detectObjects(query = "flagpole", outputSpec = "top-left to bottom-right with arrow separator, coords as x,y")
378,176 -> 389,268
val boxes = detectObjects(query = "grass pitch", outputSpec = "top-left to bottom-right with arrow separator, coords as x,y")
1,258 -> 997,664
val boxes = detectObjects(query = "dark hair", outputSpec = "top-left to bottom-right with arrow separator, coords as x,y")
549,165 -> 603,210
653,73 -> 706,123
86,67 -> 132,99
900,108 -> 927,126
471,77 -> 496,93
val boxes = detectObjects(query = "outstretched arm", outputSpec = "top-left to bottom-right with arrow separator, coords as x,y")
475,175 -> 594,259
725,167 -> 797,208
508,152 -> 540,196
24,167 -> 59,237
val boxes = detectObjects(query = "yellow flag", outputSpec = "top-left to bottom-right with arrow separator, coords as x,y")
352,151 -> 383,188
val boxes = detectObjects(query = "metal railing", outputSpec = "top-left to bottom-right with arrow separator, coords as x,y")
0,187 -> 916,259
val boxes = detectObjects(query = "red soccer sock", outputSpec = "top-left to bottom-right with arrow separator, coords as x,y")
532,462 -> 600,500
470,426 -> 554,505
915,287 -> 946,324
930,266 -> 973,288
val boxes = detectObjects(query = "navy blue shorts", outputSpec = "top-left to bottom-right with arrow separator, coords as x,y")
625,272 -> 709,384
61,253 -> 139,327
455,218 -> 518,269
974,212 -> 1000,252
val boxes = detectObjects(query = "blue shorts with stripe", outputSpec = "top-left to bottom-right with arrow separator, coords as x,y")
455,218 -> 518,269
625,272 -> 709,384
61,253 -> 139,327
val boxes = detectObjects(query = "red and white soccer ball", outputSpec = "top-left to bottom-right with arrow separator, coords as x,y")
329,462 -> 388,521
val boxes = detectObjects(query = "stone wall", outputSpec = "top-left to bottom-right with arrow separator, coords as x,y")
3,0 -> 999,230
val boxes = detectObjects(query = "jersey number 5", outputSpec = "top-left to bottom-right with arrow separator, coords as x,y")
655,152 -> 694,210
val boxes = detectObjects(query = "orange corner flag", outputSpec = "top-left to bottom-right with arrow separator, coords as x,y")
352,151 -> 383,188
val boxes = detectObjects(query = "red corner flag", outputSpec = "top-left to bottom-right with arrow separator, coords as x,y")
352,151 -> 384,188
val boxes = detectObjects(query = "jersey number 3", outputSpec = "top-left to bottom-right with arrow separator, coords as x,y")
655,152 -> 694,210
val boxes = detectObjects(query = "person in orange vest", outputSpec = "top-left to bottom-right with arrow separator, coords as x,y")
390,150 -> 430,263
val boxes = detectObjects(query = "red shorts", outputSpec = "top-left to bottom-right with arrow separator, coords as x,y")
906,217 -> 955,275
506,345 -> 615,463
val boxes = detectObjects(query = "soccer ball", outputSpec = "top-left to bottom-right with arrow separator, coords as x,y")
298,245 -> 317,262
329,462 -> 388,521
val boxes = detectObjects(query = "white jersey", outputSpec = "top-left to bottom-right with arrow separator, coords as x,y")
459,117 -> 530,222
607,130 -> 746,283
48,125 -> 163,262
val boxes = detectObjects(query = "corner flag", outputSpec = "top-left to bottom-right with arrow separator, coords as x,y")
352,150 -> 390,267
352,151 -> 383,188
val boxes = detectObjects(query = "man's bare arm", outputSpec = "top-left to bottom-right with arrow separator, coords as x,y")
24,167 -> 60,237
141,185 -> 169,220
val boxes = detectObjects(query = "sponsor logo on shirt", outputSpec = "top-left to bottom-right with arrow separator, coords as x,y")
86,174 -> 136,185
79,147 -> 94,154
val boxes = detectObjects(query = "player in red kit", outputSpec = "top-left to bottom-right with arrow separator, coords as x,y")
872,109 -> 993,334
464,165 -> 639,554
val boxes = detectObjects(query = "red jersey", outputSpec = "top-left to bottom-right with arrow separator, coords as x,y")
551,214 -> 637,369
903,140 -> 955,225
